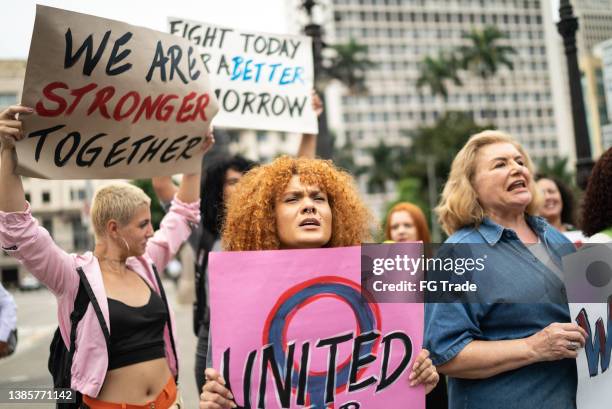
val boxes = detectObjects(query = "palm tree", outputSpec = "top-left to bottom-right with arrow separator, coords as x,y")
459,26 -> 516,118
333,132 -> 364,177
322,38 -> 377,94
416,52 -> 463,101
537,156 -> 576,187
362,140 -> 404,193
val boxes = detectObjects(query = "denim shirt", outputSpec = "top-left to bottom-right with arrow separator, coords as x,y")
425,216 -> 577,409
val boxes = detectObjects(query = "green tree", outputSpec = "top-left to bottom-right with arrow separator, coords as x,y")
398,111 -> 492,227
386,177 -> 429,217
131,179 -> 165,230
416,52 -> 463,101
459,26 -> 516,116
536,156 -> 576,187
332,132 -> 364,177
362,140 -> 404,193
322,38 -> 377,94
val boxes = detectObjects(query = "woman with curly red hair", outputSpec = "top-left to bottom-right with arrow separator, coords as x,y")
199,156 -> 440,409
222,156 -> 371,251
580,147 -> 612,243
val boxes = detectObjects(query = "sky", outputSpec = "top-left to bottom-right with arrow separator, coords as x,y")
1,0 -> 291,59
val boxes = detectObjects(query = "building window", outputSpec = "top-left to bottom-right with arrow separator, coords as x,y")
227,130 -> 240,143
42,218 -> 54,237
71,217 -> 90,250
42,191 -> 51,203
70,188 -> 86,201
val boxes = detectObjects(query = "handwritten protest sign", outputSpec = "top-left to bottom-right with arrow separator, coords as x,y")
168,18 -> 317,134
209,246 -> 424,409
569,302 -> 611,409
19,5 -> 218,179
563,245 -> 612,409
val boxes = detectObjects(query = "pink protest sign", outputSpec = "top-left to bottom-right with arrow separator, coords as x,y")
209,246 -> 425,409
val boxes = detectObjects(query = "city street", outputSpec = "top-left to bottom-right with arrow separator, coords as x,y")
0,282 -> 200,409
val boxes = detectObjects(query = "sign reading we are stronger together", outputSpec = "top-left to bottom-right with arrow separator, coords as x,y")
209,246 -> 424,409
19,5 -> 219,179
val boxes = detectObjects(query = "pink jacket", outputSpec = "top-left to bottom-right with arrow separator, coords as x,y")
0,197 -> 200,397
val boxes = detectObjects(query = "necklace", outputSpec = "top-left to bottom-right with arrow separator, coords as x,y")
96,255 -> 129,275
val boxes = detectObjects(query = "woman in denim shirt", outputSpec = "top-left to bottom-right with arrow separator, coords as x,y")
425,131 -> 588,409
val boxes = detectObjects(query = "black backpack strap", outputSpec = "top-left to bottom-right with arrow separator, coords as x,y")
61,268 -> 110,397
75,267 -> 110,347
151,264 -> 179,382
65,279 -> 90,386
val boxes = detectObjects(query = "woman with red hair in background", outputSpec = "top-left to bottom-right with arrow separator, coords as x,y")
384,202 -> 447,408
385,202 -> 431,244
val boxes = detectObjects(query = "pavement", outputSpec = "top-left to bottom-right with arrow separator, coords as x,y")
0,281 -> 200,409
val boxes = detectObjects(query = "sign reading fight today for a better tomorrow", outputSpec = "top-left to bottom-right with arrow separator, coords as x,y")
168,17 -> 318,134
18,5 -> 219,179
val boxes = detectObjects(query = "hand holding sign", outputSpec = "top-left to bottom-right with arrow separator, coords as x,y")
201,126 -> 215,157
0,106 -> 33,151
409,349 -> 439,394
525,322 -> 588,361
311,90 -> 323,118
200,368 -> 236,409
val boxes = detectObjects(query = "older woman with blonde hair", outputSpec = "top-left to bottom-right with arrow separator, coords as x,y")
200,155 -> 441,409
0,104 -> 213,409
425,130 -> 587,409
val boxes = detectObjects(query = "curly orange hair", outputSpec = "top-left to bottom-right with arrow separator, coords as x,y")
222,156 -> 373,251
384,202 -> 431,244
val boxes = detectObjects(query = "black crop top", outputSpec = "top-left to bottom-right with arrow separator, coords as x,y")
107,279 -> 167,370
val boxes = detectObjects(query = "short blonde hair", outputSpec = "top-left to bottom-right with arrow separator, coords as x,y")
436,130 -> 541,235
91,182 -> 151,237
222,156 -> 373,251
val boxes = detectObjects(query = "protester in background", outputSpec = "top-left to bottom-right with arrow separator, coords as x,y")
536,175 -> 585,245
153,91 -> 322,394
426,130 -> 587,409
385,202 -> 431,243
384,202 -> 448,409
0,282 -> 17,358
199,156 -> 440,409
580,147 -> 612,243
153,154 -> 254,395
0,104 -> 213,409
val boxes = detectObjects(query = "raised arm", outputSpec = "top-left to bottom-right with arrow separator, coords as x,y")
177,127 -> 214,203
151,176 -> 178,205
0,106 -> 77,296
152,127 -> 214,206
145,130 -> 214,269
0,105 -> 32,212
296,90 -> 322,159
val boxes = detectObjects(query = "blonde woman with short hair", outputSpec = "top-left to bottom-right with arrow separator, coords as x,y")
0,104 -> 213,409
